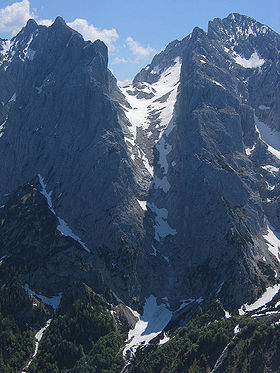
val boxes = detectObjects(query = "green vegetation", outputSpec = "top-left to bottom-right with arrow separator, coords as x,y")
28,287 -> 125,373
128,301 -> 236,373
0,263 -> 280,373
128,301 -> 280,373
219,316 -> 280,372
72,332 -> 124,373
0,279 -> 35,373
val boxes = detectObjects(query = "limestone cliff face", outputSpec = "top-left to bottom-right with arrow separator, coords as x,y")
0,14 -> 280,310
0,17 -> 143,254
119,13 -> 280,308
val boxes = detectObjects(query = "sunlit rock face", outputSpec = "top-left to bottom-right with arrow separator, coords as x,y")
0,13 -> 280,310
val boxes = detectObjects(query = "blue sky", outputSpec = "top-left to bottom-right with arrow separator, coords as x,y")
0,0 -> 279,82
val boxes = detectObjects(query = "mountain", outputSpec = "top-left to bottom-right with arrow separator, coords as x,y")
0,12 -> 280,372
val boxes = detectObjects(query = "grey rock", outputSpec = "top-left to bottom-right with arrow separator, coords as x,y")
0,13 -> 280,311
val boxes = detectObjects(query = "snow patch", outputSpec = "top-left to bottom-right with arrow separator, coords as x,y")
233,51 -> 265,68
26,49 -> 35,60
147,202 -> 176,241
159,333 -> 170,345
163,256 -> 169,263
224,310 -> 231,319
38,174 -> 54,212
216,281 -> 224,294
36,85 -> 43,94
20,34 -> 36,61
137,199 -> 147,211
156,136 -> 172,174
120,57 -> 181,176
56,219 -> 90,253
239,284 -> 280,315
251,310 -> 280,318
150,245 -> 157,256
21,319 -> 52,373
0,255 -> 7,264
9,92 -> 16,102
263,218 -> 280,262
38,174 -> 90,253
152,175 -> 171,193
234,324 -> 240,334
151,65 -> 161,75
209,79 -> 225,89
262,165 -> 279,174
0,118 -> 7,138
112,291 -> 124,304
245,144 -> 255,156
123,295 -> 172,356
24,284 -> 62,311
255,113 -> 280,159
35,319 -> 52,342
259,105 -> 270,111
175,299 -> 195,313
0,40 -> 11,56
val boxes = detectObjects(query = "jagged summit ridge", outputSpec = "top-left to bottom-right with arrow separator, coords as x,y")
118,12 -> 280,307
0,13 -> 279,313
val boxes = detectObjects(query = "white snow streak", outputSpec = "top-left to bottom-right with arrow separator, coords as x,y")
209,79 -> 225,89
0,118 -> 7,138
0,40 -> 11,56
120,57 -> 181,176
224,310 -> 231,319
21,319 -> 52,373
36,85 -> 43,94
239,284 -> 280,315
254,113 -> 280,159
152,175 -> 171,193
0,255 -> 7,264
175,299 -> 195,313
150,245 -> 157,256
147,202 -> 176,241
263,218 -> 280,262
137,199 -> 147,211
259,105 -> 270,111
120,58 -> 181,242
38,174 -> 90,253
234,324 -> 240,334
245,144 -> 255,156
261,165 -> 279,174
9,92 -> 16,102
159,333 -> 170,345
251,310 -> 280,318
24,284 -> 62,311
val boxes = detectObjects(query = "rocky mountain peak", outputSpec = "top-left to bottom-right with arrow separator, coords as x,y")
0,11 -> 280,314
53,15 -> 67,26
208,13 -> 270,41
24,18 -> 38,32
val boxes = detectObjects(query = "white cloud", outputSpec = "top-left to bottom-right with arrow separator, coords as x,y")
0,1 -> 119,49
0,0 -> 52,35
0,0 -> 32,35
111,57 -> 128,65
67,18 -> 119,49
38,19 -> 53,27
118,79 -> 132,87
126,36 -> 155,61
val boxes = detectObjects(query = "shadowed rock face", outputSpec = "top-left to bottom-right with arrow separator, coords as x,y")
0,17 -> 143,253
0,13 -> 279,310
